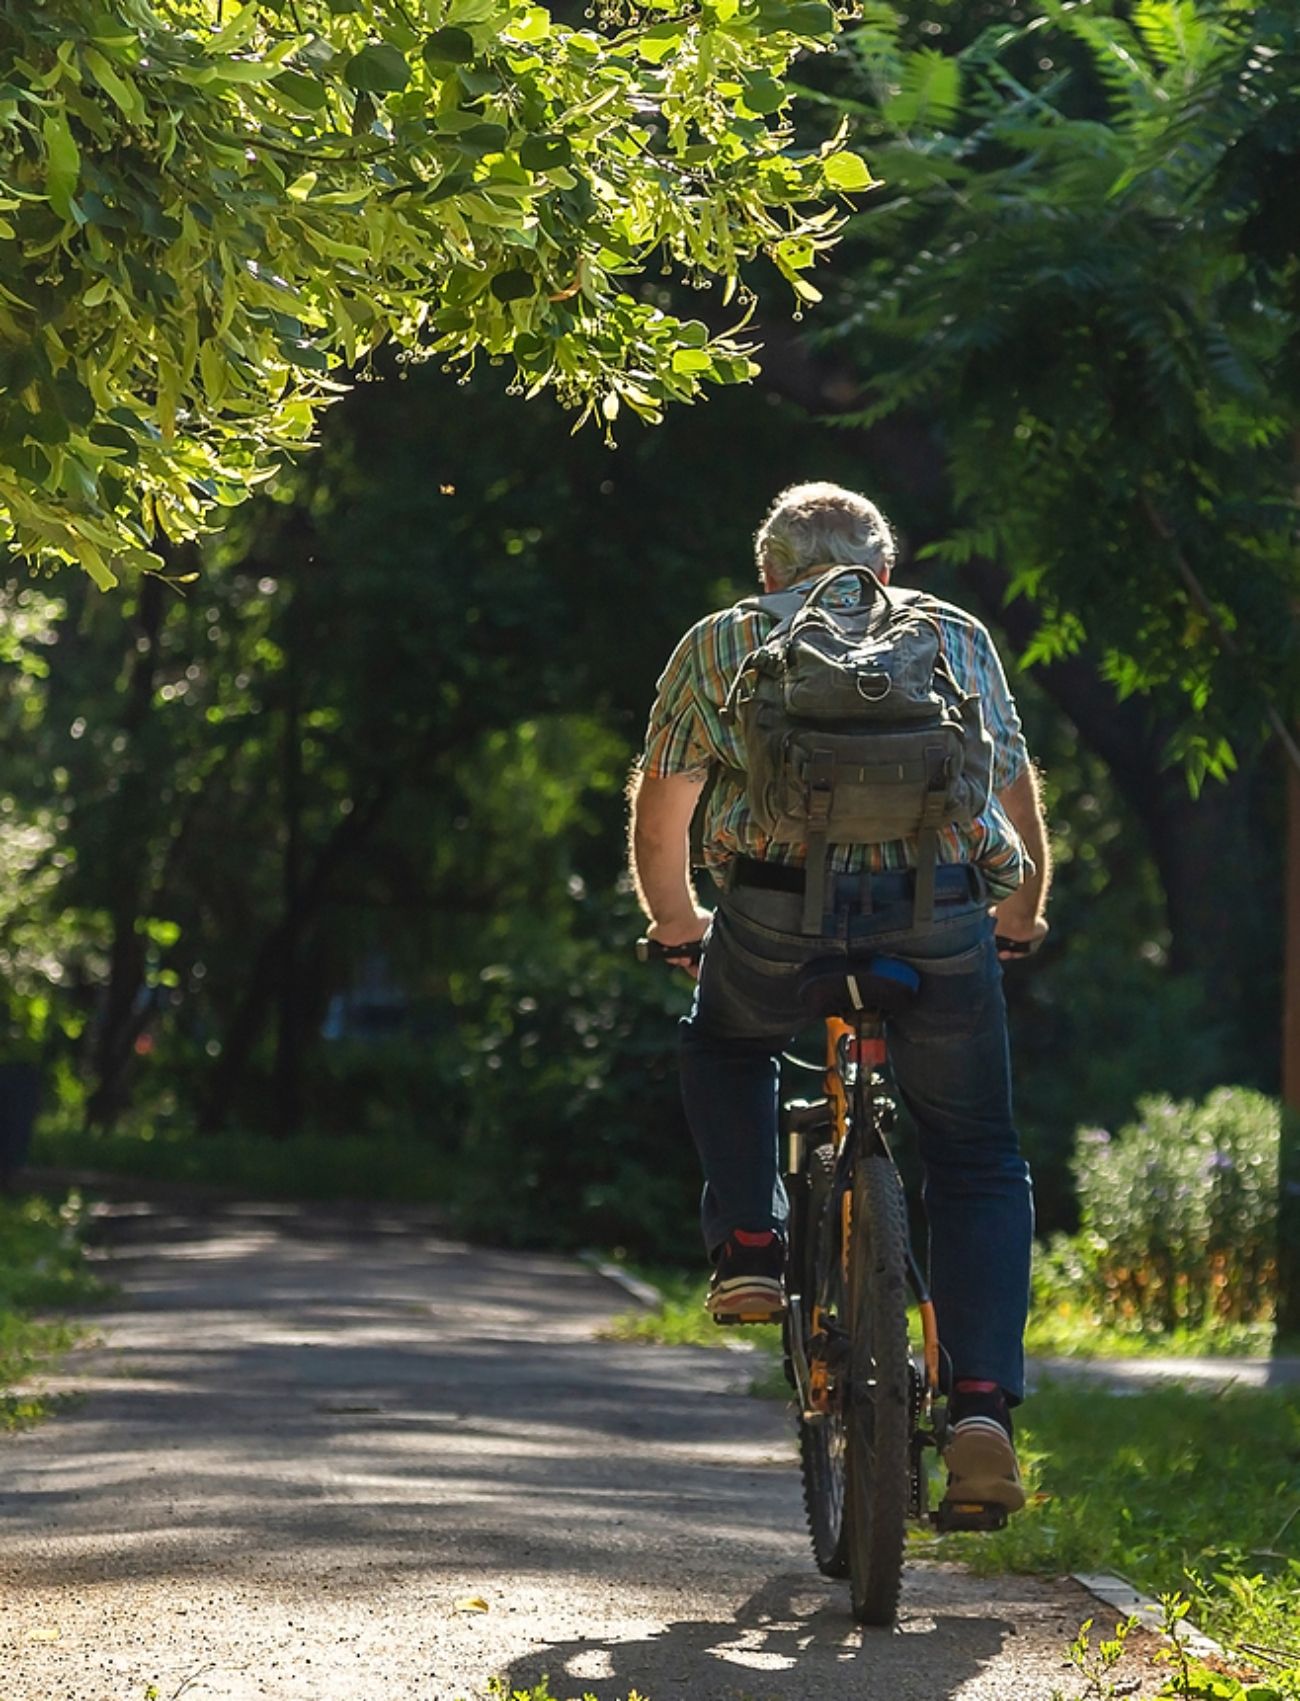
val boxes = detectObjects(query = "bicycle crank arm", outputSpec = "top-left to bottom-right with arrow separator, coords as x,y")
785,1300 -> 817,1418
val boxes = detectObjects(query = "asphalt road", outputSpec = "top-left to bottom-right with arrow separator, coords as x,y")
2,1199 -> 1113,1701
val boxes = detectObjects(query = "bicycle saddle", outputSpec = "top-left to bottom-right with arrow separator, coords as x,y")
796,954 -> 921,1020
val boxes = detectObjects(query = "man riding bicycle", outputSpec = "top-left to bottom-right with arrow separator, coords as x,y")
627,481 -> 1049,1519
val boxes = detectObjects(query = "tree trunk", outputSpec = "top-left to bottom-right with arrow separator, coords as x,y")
273,602 -> 304,1139
198,778 -> 397,1135
85,575 -> 165,1131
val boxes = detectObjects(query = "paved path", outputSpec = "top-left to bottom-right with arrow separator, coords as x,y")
1032,1352 -> 1300,1392
4,1200 -> 1114,1701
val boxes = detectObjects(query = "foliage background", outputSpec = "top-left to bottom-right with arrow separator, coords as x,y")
2,0 -> 1297,1290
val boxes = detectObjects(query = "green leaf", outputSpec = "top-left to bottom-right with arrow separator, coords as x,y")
279,339 -> 330,371
887,49 -> 961,129
54,374 -> 96,429
10,444 -> 50,485
344,44 -> 411,95
519,134 -> 573,172
448,122 -> 509,157
740,72 -> 786,115
42,112 -> 80,221
272,70 -> 327,111
671,347 -> 713,373
490,269 -> 535,302
822,151 -> 875,192
423,27 -> 476,64
512,331 -> 550,368
754,0 -> 834,37
637,20 -> 688,63
426,170 -> 473,202
88,423 -> 139,462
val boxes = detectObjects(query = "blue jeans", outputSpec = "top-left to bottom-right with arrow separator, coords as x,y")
679,873 -> 1034,1403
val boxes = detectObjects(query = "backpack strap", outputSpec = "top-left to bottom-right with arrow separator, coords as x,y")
800,748 -> 836,934
912,738 -> 956,929
734,586 -> 810,632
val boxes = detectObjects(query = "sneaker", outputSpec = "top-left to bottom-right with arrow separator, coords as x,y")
705,1229 -> 787,1325
941,1381 -> 1026,1514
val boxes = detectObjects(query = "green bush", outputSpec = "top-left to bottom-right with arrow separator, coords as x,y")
1072,1087 -> 1279,1331
449,938 -> 700,1261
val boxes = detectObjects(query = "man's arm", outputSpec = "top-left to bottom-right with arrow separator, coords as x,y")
994,765 -> 1051,957
627,769 -> 712,965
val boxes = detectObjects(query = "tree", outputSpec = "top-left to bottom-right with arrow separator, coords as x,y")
811,1 -> 1300,764
795,0 -> 1300,1327
0,0 -> 866,584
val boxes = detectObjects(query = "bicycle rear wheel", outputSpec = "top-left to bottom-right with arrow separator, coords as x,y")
845,1151 -> 912,1625
795,1142 -> 849,1578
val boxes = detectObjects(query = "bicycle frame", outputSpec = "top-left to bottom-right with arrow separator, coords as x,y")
785,1012 -> 942,1424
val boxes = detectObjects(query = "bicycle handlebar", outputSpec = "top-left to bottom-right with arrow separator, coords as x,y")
638,934 -> 1035,968
636,934 -> 1036,969
635,936 -> 704,968
994,935 -> 1040,957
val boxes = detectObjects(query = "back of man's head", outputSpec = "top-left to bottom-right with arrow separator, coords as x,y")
754,482 -> 896,588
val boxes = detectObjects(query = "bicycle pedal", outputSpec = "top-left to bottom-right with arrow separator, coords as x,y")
712,1308 -> 785,1327
932,1500 -> 1009,1534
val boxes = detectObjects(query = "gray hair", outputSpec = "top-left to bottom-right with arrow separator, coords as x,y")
754,481 -> 897,587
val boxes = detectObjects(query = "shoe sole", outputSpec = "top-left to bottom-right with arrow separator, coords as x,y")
706,1275 -> 786,1326
942,1421 -> 1026,1514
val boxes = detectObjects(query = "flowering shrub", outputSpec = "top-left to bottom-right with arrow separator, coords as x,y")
1071,1088 -> 1279,1330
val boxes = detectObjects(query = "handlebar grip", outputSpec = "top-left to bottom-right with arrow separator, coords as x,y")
636,936 -> 703,967
995,935 -> 1038,957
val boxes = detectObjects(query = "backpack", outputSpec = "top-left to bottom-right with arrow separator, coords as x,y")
719,565 -> 994,935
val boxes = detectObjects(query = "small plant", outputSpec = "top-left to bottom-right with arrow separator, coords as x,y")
1052,1613 -> 1139,1701
465,1678 -> 650,1701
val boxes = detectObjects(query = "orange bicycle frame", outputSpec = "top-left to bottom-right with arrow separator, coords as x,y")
823,1015 -> 942,1402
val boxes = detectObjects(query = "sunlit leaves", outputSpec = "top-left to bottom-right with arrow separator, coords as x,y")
825,1 -> 1300,775
0,0 -> 859,583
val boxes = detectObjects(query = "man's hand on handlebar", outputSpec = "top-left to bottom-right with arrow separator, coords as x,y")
637,936 -> 704,970
993,917 -> 1049,961
642,910 -> 710,978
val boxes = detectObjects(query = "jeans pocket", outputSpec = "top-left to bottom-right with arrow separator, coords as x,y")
907,935 -> 992,976
717,911 -> 817,974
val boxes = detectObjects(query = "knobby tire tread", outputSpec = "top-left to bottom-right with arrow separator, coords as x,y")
794,1142 -> 849,1578
846,1152 -> 912,1625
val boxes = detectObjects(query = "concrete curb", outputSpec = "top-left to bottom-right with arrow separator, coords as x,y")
1072,1572 -> 1226,1662
577,1251 -> 663,1311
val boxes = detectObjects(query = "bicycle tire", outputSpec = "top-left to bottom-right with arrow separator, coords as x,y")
845,1151 -> 912,1625
795,1142 -> 849,1578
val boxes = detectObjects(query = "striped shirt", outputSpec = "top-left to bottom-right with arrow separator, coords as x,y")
640,569 -> 1030,899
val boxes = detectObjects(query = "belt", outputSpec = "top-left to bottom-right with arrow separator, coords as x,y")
728,855 -> 979,906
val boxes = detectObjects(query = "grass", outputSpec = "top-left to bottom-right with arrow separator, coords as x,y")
601,1266 -> 781,1353
34,1119 -> 459,1207
921,1380 -> 1300,1689
0,1191 -> 103,1426
609,1268 -> 1300,1687
605,1274 -> 1278,1372
1024,1296 -> 1275,1361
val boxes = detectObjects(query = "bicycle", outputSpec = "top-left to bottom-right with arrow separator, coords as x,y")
638,930 -> 1032,1626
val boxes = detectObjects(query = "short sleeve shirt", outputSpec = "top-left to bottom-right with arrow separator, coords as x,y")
640,570 -> 1031,899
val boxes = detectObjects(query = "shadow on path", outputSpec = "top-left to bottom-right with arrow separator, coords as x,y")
494,1573 -> 1015,1701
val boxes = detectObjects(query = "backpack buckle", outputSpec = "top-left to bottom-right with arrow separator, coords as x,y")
856,670 -> 892,703
807,748 -> 835,827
